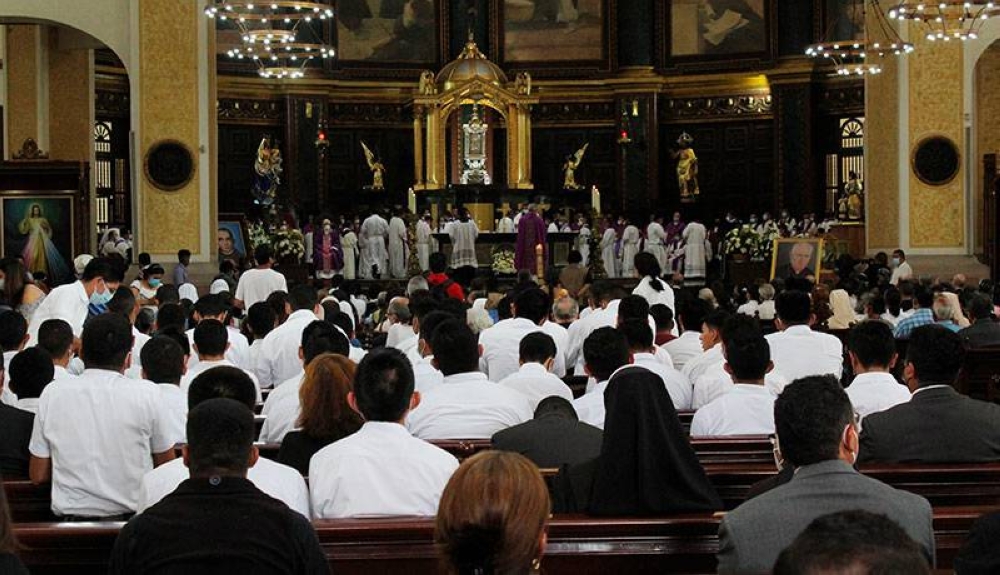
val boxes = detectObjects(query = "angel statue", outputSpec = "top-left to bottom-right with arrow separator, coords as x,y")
361,141 -> 385,190
670,132 -> 700,200
251,135 -> 283,206
563,143 -> 589,190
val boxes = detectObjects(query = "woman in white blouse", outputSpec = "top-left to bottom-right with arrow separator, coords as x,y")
631,252 -> 675,313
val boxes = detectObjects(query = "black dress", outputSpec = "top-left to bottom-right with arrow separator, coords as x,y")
552,367 -> 722,515
277,432 -> 336,476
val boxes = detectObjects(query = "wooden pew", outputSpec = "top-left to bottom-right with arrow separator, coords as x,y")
689,436 -> 775,465
12,506 -> 994,575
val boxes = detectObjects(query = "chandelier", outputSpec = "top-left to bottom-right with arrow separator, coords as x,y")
205,1 -> 335,79
806,0 -> 914,76
888,1 -> 1000,41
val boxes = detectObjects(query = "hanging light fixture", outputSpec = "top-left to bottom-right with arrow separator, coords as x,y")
205,1 -> 335,79
888,1 -> 1000,41
806,0 -> 914,76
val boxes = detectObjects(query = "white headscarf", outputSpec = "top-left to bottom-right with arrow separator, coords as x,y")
828,289 -> 856,330
178,283 -> 199,303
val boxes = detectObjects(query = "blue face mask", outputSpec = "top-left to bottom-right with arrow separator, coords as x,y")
148,278 -> 162,288
891,257 -> 901,267
90,282 -> 113,307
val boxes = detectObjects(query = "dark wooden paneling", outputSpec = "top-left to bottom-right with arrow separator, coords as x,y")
532,128 -> 618,203
325,128 -> 414,214
217,126 -> 266,214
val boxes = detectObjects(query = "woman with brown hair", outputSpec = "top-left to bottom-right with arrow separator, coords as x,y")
0,479 -> 27,573
436,451 -> 549,575
0,259 -> 46,323
277,353 -> 363,474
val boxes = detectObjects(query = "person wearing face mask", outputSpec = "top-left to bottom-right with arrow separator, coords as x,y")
312,218 -> 343,282
130,264 -> 164,312
716,375 -> 934,574
889,248 -> 913,286
27,257 -> 122,343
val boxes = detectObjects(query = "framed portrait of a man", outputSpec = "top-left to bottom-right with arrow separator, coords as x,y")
218,214 -> 249,269
771,238 -> 824,282
657,0 -> 774,71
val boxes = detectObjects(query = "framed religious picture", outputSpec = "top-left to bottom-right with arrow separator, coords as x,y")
492,0 -> 616,76
657,0 -> 775,72
218,214 -> 250,269
0,194 -> 76,286
332,0 -> 449,77
770,238 -> 824,281
823,0 -> 865,43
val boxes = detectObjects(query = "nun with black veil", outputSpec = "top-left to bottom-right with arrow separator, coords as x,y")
552,366 -> 722,515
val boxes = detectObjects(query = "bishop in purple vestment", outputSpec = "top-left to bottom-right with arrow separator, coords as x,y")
515,204 -> 547,272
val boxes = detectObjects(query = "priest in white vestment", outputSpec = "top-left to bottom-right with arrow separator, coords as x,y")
360,212 -> 389,279
388,212 -> 408,279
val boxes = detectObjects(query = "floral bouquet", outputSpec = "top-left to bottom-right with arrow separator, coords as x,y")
271,228 -> 305,263
491,244 -> 516,275
722,225 -> 761,258
248,222 -> 272,251
754,223 -> 781,262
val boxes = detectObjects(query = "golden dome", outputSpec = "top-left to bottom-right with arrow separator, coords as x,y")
436,35 -> 508,92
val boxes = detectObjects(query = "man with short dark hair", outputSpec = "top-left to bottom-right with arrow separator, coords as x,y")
0,310 -> 29,404
0,352 -> 34,478
172,249 -> 191,286
650,303 -> 676,345
185,293 -> 251,373
959,292 -> 1000,348
234,244 -> 288,311
846,320 -> 910,420
141,336 -> 188,445
109,287 -> 152,380
479,288 -> 566,381
497,331 -> 573,410
257,284 -> 321,389
773,510 -> 931,575
37,319 -> 77,381
717,376 -> 934,574
258,321 -> 350,443
181,320 -> 261,401
310,348 -> 459,518
889,248 -> 913,286
665,297 -> 710,372
138,367 -> 309,517
620,319 -> 691,409
406,320 -> 532,439
859,325 -> 1000,463
572,327 -> 632,429
111,398 -> 327,574
426,252 -> 464,301
29,313 -> 176,519
28,257 -> 123,341
8,347 -> 54,414
492,396 -> 603,468
558,249 -> 589,298
765,290 -> 843,382
682,309 -> 731,387
894,287 -> 936,339
691,318 -> 774,436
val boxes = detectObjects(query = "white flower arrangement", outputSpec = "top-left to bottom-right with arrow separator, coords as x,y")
491,244 -> 516,274
271,228 -> 305,262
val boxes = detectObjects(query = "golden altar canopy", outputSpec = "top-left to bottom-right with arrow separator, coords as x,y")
412,34 -> 538,191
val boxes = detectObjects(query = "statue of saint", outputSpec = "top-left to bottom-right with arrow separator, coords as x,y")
251,136 -> 282,206
845,171 -> 864,220
670,132 -> 700,199
563,143 -> 588,190
361,141 -> 385,190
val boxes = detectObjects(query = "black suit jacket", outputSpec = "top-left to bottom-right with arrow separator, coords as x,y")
959,319 -> 1000,349
0,404 -> 34,479
859,386 -> 1000,464
491,413 -> 603,469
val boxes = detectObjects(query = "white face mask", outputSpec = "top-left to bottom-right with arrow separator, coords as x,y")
323,225 -> 332,233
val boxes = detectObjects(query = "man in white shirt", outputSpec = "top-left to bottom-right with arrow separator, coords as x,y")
258,321 -> 350,443
846,320 -> 911,420
138,365 -> 309,517
234,244 -> 288,311
665,298 -> 711,373
407,320 -> 532,439
257,285 -> 322,389
310,348 -> 459,518
498,332 -> 573,410
8,347 -> 54,415
683,309 -> 730,388
406,310 -> 452,395
479,288 -> 565,382
889,249 -> 913,286
572,327 -> 632,429
180,320 -> 262,402
184,294 -> 250,373
766,290 -> 844,382
140,335 -> 189,446
29,313 -> 176,519
691,320 -> 776,436
0,311 -> 30,405
28,257 -> 121,342
108,288 -> 151,378
35,319 -> 78,382
620,319 -> 692,410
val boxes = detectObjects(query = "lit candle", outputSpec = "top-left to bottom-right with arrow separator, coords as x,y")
408,188 -> 416,213
592,186 -> 601,215
535,243 -> 544,284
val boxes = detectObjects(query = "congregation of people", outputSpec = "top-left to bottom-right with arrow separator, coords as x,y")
2,215 -> 1000,574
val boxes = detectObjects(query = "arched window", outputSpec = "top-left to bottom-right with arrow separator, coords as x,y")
824,117 -> 864,215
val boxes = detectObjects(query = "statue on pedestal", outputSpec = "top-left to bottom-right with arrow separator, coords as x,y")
461,105 -> 491,185
251,135 -> 283,206
670,132 -> 700,201
361,141 -> 385,190
562,143 -> 588,190
845,170 -> 864,221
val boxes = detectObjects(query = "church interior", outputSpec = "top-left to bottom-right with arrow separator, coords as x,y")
2,0 -> 1000,573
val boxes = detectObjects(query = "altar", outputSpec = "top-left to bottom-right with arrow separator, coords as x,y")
433,232 -> 580,268
421,184 -> 593,232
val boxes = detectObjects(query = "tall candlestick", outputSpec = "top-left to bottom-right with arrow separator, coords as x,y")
408,188 -> 416,214
591,186 -> 601,215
